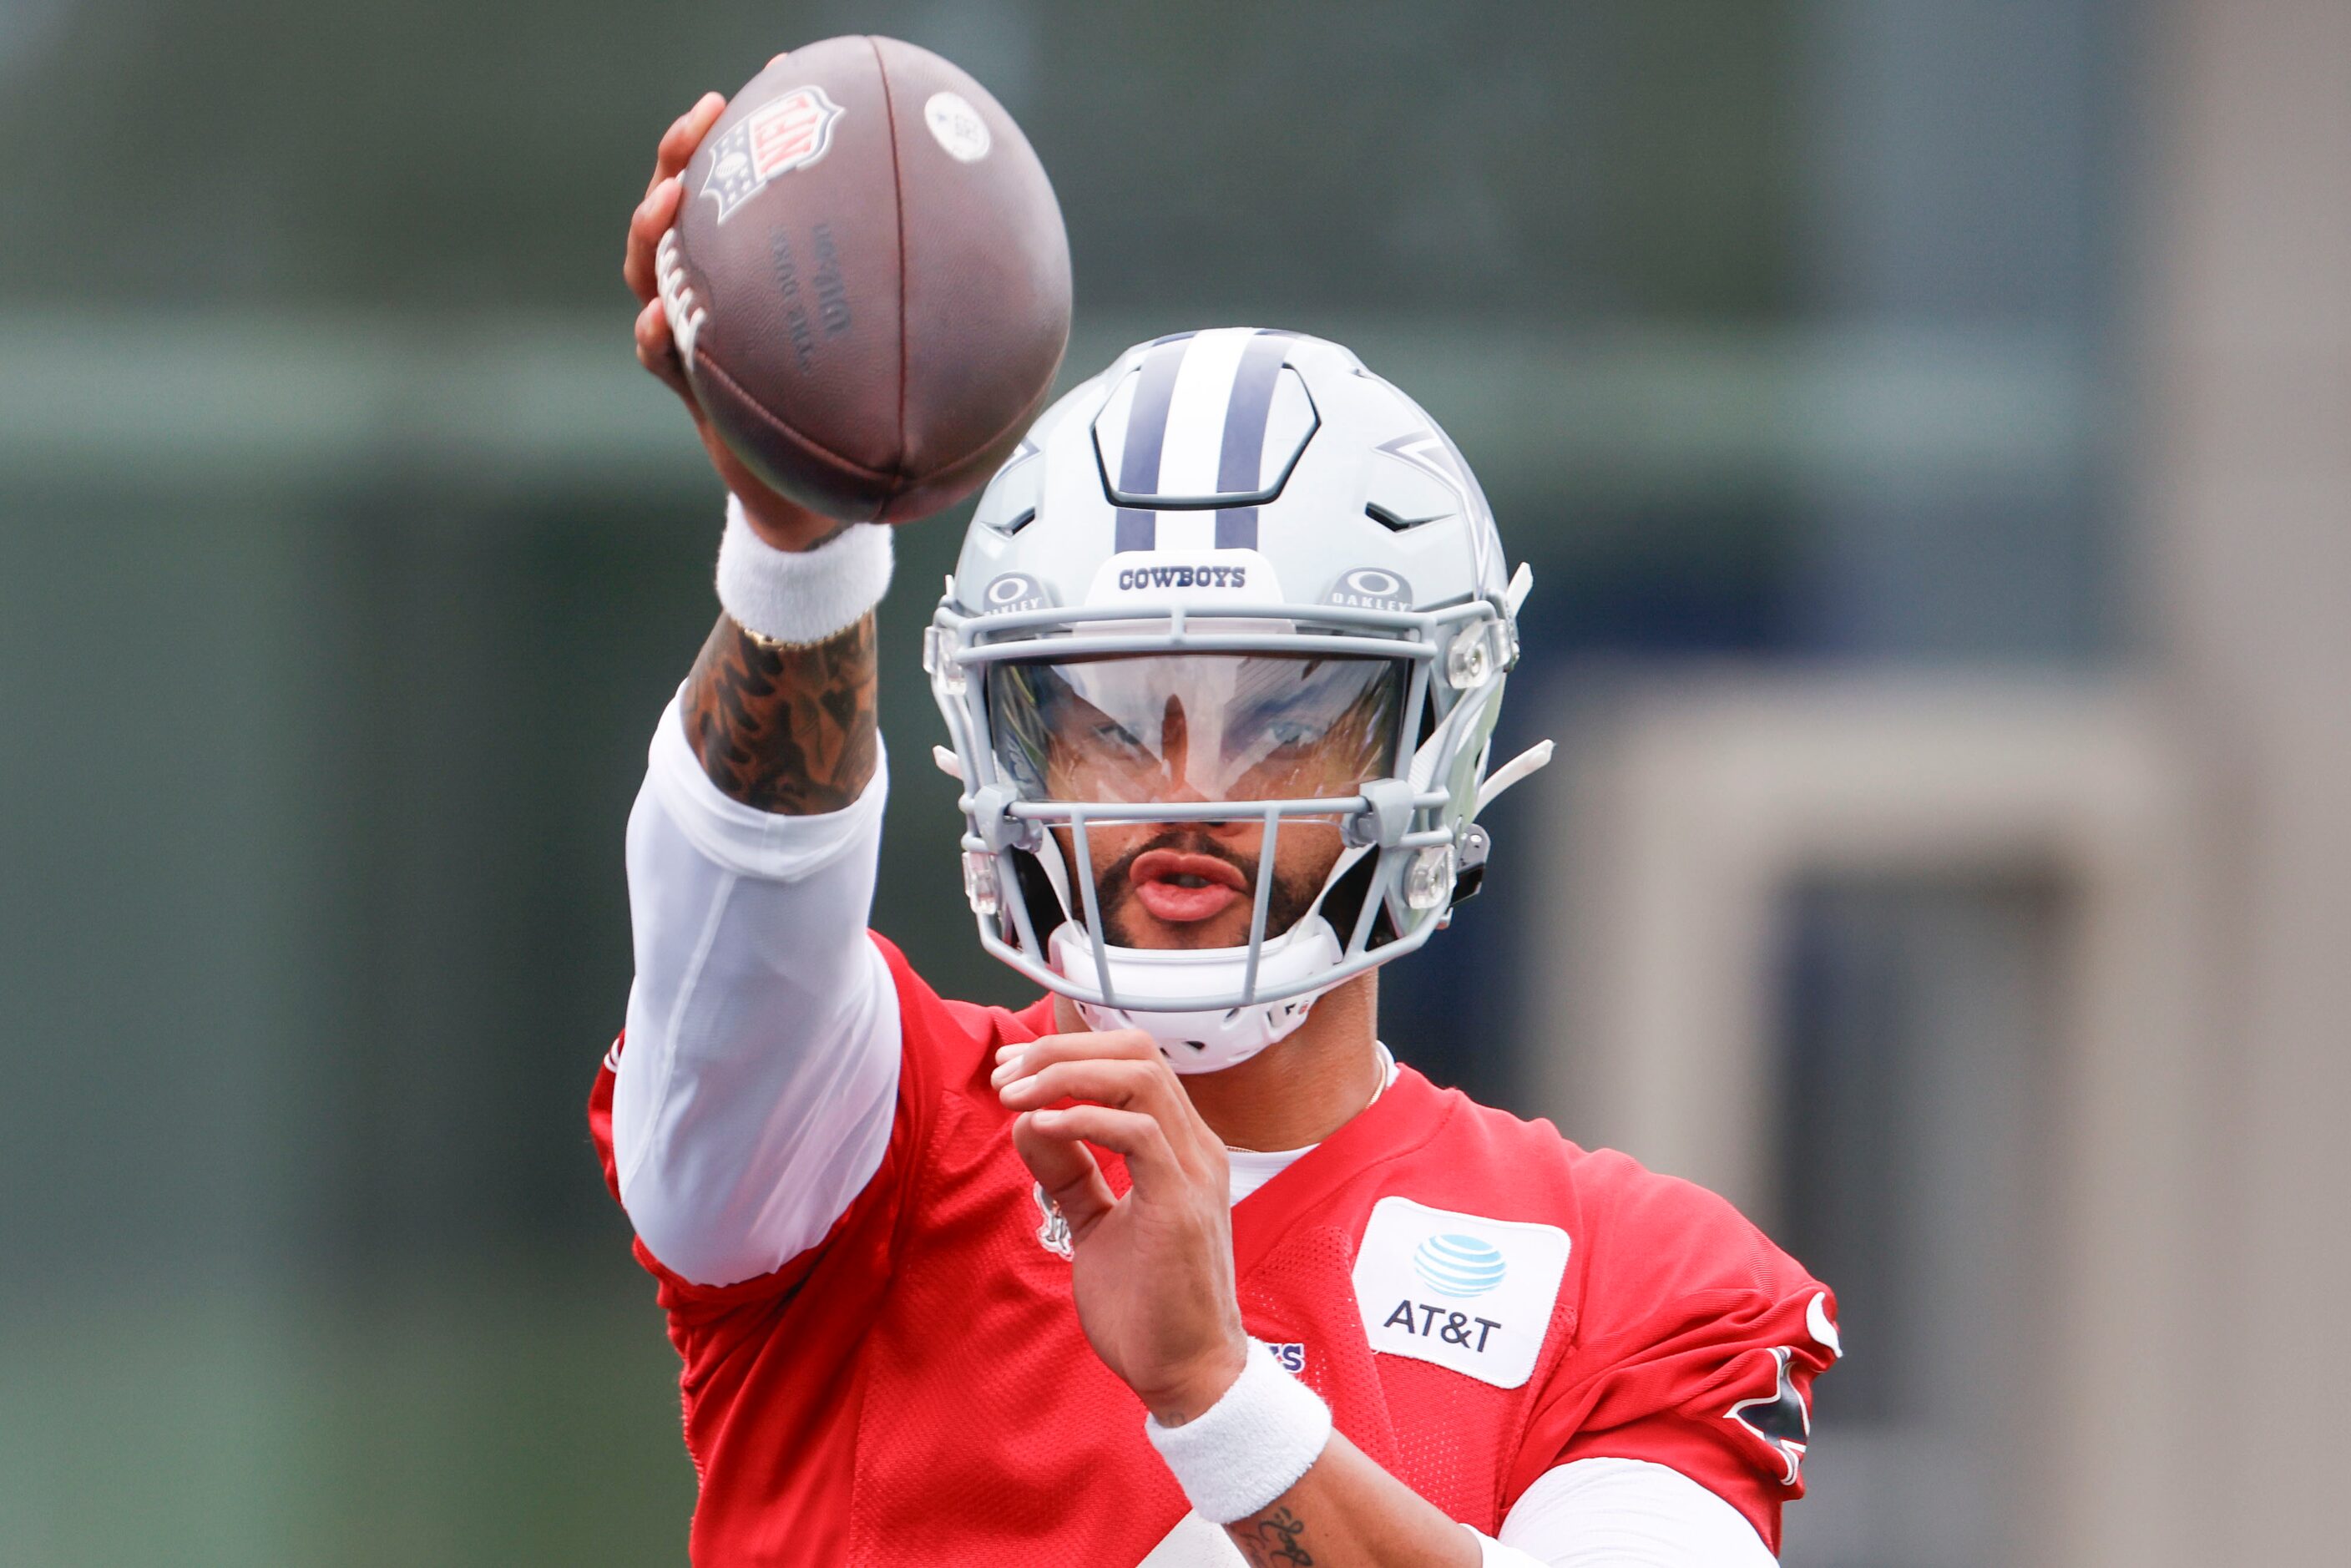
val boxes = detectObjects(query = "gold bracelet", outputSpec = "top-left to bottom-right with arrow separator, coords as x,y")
732,611 -> 869,654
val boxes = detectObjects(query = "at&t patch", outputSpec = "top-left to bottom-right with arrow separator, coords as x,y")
1352,1196 -> 1570,1389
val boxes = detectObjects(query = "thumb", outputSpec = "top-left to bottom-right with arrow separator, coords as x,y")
1013,1110 -> 1120,1237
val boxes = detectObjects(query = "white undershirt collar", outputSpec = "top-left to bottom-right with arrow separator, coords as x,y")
1223,1042 -> 1398,1205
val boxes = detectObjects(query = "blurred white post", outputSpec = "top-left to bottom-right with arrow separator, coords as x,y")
2145,0 -> 2351,1560
1532,672 -> 2200,1568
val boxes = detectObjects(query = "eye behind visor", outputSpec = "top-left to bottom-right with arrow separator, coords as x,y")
984,652 -> 1406,805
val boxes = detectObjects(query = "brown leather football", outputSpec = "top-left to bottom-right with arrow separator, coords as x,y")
656,37 -> 1072,524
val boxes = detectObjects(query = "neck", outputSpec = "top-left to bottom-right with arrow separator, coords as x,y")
1054,969 -> 1385,1152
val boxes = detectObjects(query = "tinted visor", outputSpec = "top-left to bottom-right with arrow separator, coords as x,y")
987,653 -> 1406,805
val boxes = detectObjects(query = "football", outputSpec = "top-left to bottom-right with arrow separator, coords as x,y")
656,36 -> 1072,524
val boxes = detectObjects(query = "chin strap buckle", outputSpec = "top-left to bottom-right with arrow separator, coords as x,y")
1436,824 -> 1490,928
1444,822 -> 1492,921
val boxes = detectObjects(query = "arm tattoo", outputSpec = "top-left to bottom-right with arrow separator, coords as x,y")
683,611 -> 879,814
1232,1505 -> 1314,1567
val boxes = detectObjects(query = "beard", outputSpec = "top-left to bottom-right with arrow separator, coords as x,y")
1094,827 -> 1327,948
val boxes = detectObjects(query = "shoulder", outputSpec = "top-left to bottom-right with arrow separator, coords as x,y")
1352,1076 -> 1833,1398
1395,1092 -> 1838,1540
1355,1075 -> 1696,1236
1565,1147 -> 1803,1309
868,933 -> 1057,1101
1392,1080 -> 1797,1292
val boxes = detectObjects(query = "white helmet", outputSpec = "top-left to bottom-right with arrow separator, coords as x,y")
926,328 -> 1549,1072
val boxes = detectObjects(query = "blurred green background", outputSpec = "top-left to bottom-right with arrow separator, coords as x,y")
7,1 -> 2251,1564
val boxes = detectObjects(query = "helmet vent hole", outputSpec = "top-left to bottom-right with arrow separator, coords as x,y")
996,507 -> 1038,536
1364,502 -> 1420,532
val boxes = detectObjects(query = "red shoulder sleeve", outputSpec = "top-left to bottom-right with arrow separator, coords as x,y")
1508,1152 -> 1840,1555
583,934 -> 1045,1328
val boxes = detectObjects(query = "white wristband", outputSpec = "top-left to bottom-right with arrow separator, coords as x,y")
1144,1341 -> 1333,1525
715,492 -> 894,646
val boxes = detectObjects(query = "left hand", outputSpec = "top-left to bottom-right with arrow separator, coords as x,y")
995,1029 -> 1251,1424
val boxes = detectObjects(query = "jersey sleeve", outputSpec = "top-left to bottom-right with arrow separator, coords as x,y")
583,943 -> 1023,1525
1494,1456 -> 1777,1565
605,691 -> 902,1290
588,808 -> 1039,1325
586,938 -> 1046,1519
588,697 -> 1045,1319
1507,1155 -> 1839,1556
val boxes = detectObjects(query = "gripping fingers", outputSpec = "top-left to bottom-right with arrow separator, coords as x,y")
622,92 -> 722,301
1009,1111 -> 1119,1232
991,1029 -> 1168,1085
999,1057 -> 1168,1115
650,92 -> 726,195
1021,1104 -> 1188,1194
622,175 -> 685,303
996,1052 -> 1215,1171
635,297 -> 690,399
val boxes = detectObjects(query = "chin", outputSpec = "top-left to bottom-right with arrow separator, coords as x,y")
1108,908 -> 1256,951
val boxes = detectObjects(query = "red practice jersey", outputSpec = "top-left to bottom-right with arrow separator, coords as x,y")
589,936 -> 1838,1565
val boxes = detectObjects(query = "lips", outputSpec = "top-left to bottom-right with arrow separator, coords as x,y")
1126,848 -> 1248,924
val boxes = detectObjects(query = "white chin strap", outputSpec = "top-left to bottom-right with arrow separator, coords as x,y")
1048,917 -> 1347,1074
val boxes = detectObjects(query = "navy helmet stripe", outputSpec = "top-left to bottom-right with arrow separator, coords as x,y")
1207,332 -> 1290,552
1110,336 -> 1192,553
1216,331 -> 1292,494
1110,331 -> 1293,555
1118,337 -> 1191,499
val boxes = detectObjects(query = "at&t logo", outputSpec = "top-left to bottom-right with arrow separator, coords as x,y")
1412,1232 -> 1506,1297
1352,1197 -> 1571,1390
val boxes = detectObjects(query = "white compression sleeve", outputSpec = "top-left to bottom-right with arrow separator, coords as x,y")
1495,1458 -> 1776,1567
1138,1454 -> 1750,1567
610,692 -> 902,1287
1467,1528 -> 1555,1567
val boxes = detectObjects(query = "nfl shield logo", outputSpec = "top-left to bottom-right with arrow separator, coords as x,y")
700,87 -> 844,222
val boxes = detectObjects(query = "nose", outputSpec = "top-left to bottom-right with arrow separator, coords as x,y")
1148,776 -> 1251,839
1145,699 -> 1256,844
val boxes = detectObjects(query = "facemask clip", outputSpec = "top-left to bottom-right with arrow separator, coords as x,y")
1345,776 -> 1418,850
